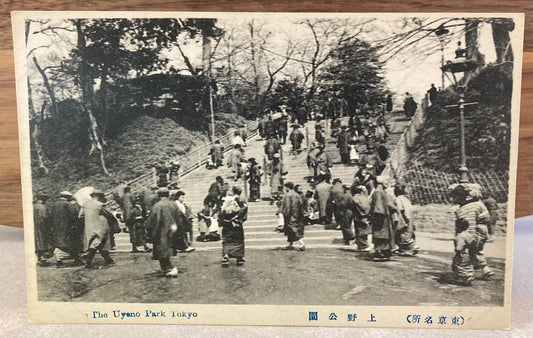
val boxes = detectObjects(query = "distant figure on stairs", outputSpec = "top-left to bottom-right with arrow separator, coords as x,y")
209,140 -> 224,169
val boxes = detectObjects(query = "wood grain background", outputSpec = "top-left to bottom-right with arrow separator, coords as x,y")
0,1 -> 531,227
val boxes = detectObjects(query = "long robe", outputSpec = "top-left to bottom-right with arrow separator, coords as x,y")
248,163 -> 261,201
269,160 -> 284,196
337,130 -> 351,163
145,198 -> 182,261
265,138 -> 281,160
289,129 -> 304,151
220,196 -> 248,258
50,198 -> 80,253
394,195 -> 416,252
280,190 -> 304,242
83,198 -> 111,252
315,181 -> 332,220
370,185 -> 396,253
33,201 -> 52,255
329,182 -> 345,225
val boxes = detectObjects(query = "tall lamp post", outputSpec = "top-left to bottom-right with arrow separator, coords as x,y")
441,42 -> 478,183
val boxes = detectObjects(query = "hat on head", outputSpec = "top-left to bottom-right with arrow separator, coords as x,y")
342,184 -> 351,190
157,187 -> 169,196
60,191 -> 73,197
248,157 -> 256,163
332,178 -> 342,184
90,189 -> 104,197
232,186 -> 242,195
175,190 -> 185,198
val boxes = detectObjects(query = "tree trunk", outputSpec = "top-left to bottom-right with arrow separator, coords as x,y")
202,33 -> 215,141
26,21 -> 49,175
491,18 -> 514,64
28,80 -> 49,175
76,19 -> 110,175
32,56 -> 59,117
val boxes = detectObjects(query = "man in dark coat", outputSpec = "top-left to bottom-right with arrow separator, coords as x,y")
145,188 -> 182,277
280,182 -> 306,251
351,185 -> 371,251
289,125 -> 305,154
337,184 -> 356,245
34,194 -> 53,265
428,84 -> 437,105
50,191 -> 83,267
265,136 -> 281,161
329,179 -> 345,230
370,176 -> 397,260
120,187 -> 138,252
277,113 -> 289,144
140,185 -> 158,219
264,115 -> 276,139
207,176 -> 224,206
386,94 -> 393,113
337,126 -> 351,164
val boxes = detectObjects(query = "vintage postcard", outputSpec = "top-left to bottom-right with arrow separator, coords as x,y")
12,11 -> 524,328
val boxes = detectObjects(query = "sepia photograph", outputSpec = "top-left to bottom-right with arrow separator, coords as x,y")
12,12 -> 523,327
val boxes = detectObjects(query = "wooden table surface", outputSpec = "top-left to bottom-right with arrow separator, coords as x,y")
0,2 -> 531,227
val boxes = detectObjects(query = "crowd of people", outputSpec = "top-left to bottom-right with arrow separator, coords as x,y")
33,95 -> 499,286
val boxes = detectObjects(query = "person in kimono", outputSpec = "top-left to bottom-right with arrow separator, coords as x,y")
145,188 -> 181,277
337,126 -> 351,164
393,185 -> 418,256
220,187 -> 248,267
247,158 -> 262,202
369,176 -> 397,261
351,185 -> 371,251
289,124 -> 305,154
448,184 -> 494,286
269,153 -> 285,204
210,140 -> 224,169
314,175 -> 332,225
50,191 -> 84,267
315,143 -> 332,183
34,194 -> 53,266
227,144 -> 244,180
280,182 -> 306,251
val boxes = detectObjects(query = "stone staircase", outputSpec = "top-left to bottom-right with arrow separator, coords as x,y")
112,112 -> 411,253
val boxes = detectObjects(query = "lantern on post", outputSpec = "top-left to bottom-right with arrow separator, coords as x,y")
441,41 -> 479,183
434,24 -> 449,90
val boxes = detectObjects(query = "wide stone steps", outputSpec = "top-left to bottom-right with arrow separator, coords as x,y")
115,114 -> 411,252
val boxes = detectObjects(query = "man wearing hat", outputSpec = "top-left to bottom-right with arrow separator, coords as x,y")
34,193 -> 53,266
277,113 -> 289,144
83,190 -> 115,268
247,158 -> 262,202
369,176 -> 396,260
280,182 -> 306,251
336,184 -> 357,245
207,176 -> 225,207
337,125 -> 351,165
49,191 -> 83,267
289,124 -> 305,154
145,187 -> 182,277
264,135 -> 281,161
306,142 -> 319,183
448,184 -> 494,286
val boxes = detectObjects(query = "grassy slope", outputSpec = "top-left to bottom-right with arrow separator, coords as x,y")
32,113 -> 249,197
